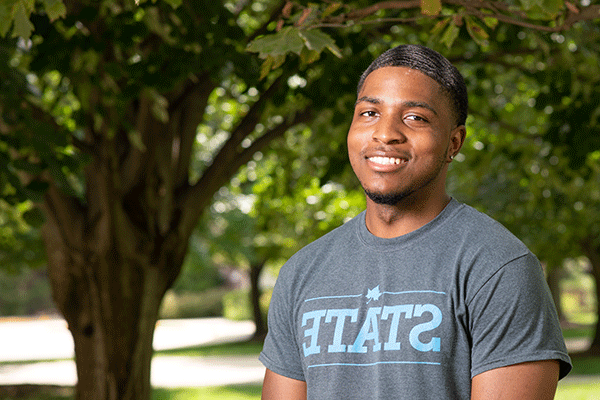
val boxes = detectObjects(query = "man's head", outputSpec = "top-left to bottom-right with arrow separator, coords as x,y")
347,45 -> 467,209
357,44 -> 468,128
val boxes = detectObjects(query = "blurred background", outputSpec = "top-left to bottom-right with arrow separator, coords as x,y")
0,0 -> 599,399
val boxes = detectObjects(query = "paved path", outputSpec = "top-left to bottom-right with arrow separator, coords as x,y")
0,316 -> 597,389
0,317 -> 265,387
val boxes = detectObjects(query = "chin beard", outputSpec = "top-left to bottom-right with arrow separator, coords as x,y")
364,189 -> 410,206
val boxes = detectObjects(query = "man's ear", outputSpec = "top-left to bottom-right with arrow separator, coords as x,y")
448,125 -> 466,161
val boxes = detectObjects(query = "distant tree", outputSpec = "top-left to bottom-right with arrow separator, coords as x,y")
447,23 -> 600,351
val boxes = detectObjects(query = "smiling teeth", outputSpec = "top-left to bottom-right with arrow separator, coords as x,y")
369,156 -> 403,165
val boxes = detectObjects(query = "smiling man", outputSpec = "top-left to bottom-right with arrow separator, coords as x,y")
259,44 -> 571,399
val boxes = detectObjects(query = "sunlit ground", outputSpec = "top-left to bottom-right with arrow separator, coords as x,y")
1,274 -> 599,399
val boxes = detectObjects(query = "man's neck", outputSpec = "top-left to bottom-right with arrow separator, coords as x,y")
364,194 -> 451,239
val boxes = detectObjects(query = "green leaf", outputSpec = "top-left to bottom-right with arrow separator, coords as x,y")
519,0 -> 564,19
127,130 -> 146,152
11,1 -> 34,39
0,0 -> 18,37
465,16 -> 489,46
300,47 -> 320,64
271,53 -> 286,69
420,0 -> 442,16
259,54 -> 285,80
247,27 -> 304,58
519,0 -> 539,10
298,29 -> 342,58
482,16 -> 498,30
40,0 -> 66,21
440,22 -> 460,48
163,0 -> 183,8
540,0 -> 564,16
322,2 -> 342,18
259,55 -> 275,80
430,17 -> 449,36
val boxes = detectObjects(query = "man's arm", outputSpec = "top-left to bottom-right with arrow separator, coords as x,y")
262,368 -> 307,400
471,360 -> 560,400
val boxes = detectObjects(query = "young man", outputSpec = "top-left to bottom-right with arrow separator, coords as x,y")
259,44 -> 571,399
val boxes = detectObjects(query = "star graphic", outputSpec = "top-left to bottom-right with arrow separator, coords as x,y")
366,285 -> 382,303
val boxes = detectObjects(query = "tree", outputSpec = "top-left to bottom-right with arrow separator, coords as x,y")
1,1 -> 600,399
1,1 -> 316,399
445,22 -> 600,350
248,0 -> 600,353
211,123 -> 364,339
0,1 -> 380,399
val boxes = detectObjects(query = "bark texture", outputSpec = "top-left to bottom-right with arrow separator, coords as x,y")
36,60 -> 309,399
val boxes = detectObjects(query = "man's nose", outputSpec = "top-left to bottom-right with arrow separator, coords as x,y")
372,115 -> 406,144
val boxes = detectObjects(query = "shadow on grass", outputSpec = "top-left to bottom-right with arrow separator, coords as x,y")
569,353 -> 600,375
0,384 -> 73,399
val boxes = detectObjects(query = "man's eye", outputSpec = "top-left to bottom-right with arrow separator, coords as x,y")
405,114 -> 427,122
360,111 -> 377,117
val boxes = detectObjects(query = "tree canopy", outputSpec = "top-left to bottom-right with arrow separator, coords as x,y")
1,1 -> 600,399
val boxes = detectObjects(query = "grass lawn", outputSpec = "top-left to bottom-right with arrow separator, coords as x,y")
556,378 -> 600,400
154,339 -> 263,358
4,379 -> 599,400
152,385 -> 261,400
3,331 -> 599,399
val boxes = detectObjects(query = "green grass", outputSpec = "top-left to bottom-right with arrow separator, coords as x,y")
556,379 -> 600,400
571,355 -> 600,375
0,385 -> 73,400
152,385 -> 261,400
3,336 -> 600,400
6,380 -> 600,400
562,325 -> 595,340
154,339 -> 263,358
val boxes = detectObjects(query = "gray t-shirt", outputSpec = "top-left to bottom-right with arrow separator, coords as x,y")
259,199 -> 571,399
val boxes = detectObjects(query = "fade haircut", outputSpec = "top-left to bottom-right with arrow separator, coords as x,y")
357,44 -> 468,127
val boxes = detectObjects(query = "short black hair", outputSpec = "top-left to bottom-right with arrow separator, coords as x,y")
357,44 -> 468,127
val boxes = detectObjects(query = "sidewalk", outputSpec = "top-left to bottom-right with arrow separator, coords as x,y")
0,316 -> 596,388
0,317 -> 265,388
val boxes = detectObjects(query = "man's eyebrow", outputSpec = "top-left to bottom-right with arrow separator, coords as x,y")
403,101 -> 438,115
356,96 -> 381,106
355,97 -> 438,116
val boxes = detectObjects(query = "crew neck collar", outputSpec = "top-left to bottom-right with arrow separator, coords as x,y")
357,198 -> 461,249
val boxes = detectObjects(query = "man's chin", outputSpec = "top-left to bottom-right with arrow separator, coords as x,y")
364,189 -> 408,206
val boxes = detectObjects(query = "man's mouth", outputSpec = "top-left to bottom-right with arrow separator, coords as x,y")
368,156 -> 406,165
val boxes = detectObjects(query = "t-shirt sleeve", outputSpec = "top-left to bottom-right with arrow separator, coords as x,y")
259,263 -> 306,381
468,253 -> 572,379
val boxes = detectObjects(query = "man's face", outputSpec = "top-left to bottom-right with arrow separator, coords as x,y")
347,66 -> 461,206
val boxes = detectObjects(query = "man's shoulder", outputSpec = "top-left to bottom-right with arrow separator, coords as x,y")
298,211 -> 363,254
450,202 -> 532,260
279,211 -> 364,273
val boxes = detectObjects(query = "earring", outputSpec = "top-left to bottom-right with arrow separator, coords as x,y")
449,154 -> 454,160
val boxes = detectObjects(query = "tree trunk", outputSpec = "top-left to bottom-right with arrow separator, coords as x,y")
42,215 -> 182,400
580,237 -> 600,354
250,261 -> 266,341
41,141 -> 188,400
546,266 -> 566,323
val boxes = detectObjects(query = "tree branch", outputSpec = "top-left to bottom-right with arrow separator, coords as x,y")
172,77 -> 216,188
176,106 -> 312,242
314,0 -> 600,32
231,108 -> 313,180
42,183 -> 86,253
221,73 -> 288,154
